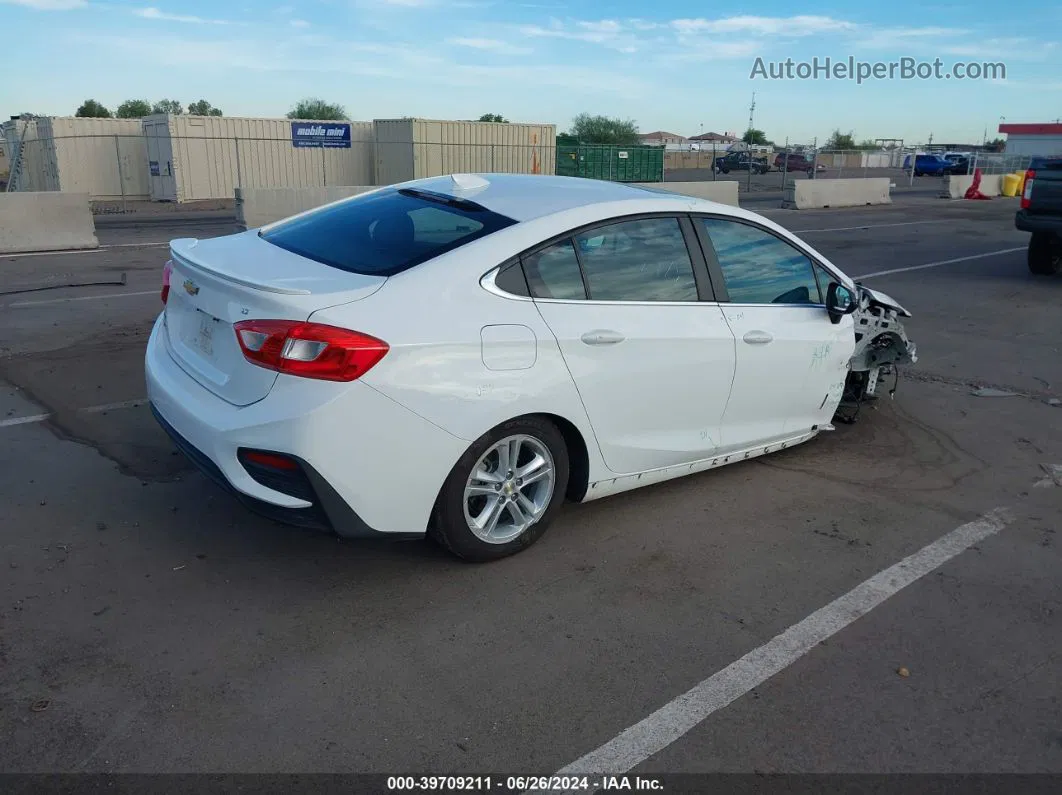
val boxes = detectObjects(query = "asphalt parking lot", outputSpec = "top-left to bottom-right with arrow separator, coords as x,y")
1,194 -> 1060,781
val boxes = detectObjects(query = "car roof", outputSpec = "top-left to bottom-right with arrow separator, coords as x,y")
392,173 -> 692,223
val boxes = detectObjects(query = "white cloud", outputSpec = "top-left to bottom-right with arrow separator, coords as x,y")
290,18 -> 310,28
852,26 -> 968,49
448,37 -> 532,54
134,7 -> 231,24
672,15 -> 857,37
1,0 -> 85,8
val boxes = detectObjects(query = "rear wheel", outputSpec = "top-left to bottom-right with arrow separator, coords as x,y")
1028,233 -> 1062,275
430,417 -> 569,562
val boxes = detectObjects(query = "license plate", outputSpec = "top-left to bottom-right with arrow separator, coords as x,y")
189,313 -> 215,357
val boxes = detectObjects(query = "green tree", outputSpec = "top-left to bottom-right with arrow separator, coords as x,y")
188,99 -> 223,116
742,128 -> 768,146
569,113 -> 639,145
478,113 -> 508,123
855,139 -> 880,150
152,99 -> 184,115
75,99 -> 112,118
986,137 -> 1006,152
116,99 -> 152,118
286,97 -> 347,120
825,129 -> 857,150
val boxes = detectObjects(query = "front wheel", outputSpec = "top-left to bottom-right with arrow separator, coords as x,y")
430,417 -> 570,562
1028,233 -> 1062,275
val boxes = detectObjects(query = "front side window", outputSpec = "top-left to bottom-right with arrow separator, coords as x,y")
699,218 -> 821,305
574,217 -> 698,302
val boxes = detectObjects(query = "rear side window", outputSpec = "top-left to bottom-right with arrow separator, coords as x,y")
574,217 -> 698,302
260,188 -> 517,276
522,241 -> 587,300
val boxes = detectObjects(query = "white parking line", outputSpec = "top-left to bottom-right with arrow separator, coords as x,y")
792,220 -> 948,233
540,508 -> 1013,788
858,247 -> 1026,279
79,398 -> 149,413
0,413 -> 52,428
0,398 -> 149,429
8,289 -> 158,308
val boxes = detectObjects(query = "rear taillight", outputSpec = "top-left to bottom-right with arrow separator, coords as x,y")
233,320 -> 388,382
1021,169 -> 1035,209
161,260 -> 173,304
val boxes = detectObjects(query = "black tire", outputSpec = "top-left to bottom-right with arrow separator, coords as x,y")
1028,233 -> 1062,275
720,167 -> 730,174
430,416 -> 569,562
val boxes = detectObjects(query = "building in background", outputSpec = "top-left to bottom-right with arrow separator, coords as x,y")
999,123 -> 1062,156
638,131 -> 688,147
688,131 -> 739,146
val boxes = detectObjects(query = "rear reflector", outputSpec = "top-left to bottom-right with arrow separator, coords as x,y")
161,260 -> 173,304
233,320 -> 389,382
239,449 -> 299,471
1021,170 -> 1035,209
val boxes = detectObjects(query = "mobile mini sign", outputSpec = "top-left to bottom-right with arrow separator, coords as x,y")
290,122 -> 352,148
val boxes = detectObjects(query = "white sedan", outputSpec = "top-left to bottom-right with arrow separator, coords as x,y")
145,174 -> 916,561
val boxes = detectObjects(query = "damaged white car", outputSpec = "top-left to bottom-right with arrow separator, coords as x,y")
148,174 -> 918,561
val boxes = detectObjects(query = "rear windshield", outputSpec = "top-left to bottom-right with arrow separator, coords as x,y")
259,188 -> 518,276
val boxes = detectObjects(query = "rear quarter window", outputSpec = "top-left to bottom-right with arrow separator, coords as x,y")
259,188 -> 517,276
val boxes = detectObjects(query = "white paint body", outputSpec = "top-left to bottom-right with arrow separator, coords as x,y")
145,174 -> 859,536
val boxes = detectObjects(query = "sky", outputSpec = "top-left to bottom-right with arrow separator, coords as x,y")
2,0 -> 1061,144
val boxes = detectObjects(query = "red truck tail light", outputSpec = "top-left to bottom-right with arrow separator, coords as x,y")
233,320 -> 389,382
161,260 -> 173,304
1021,170 -> 1035,209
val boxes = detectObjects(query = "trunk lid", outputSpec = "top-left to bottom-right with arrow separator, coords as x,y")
163,231 -> 386,406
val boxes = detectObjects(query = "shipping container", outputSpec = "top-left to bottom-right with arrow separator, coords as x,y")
1,117 -> 148,199
143,114 -> 375,202
556,145 -> 664,183
373,118 -> 556,185
2,118 -> 49,192
36,117 -> 149,200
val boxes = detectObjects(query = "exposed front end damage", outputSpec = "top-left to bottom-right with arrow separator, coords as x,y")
835,284 -> 918,422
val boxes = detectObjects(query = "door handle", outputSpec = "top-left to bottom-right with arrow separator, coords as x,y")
742,330 -> 774,345
581,330 -> 625,346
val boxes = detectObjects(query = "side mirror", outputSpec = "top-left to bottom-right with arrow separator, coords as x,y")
826,282 -> 856,325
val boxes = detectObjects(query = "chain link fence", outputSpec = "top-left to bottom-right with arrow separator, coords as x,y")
4,127 -> 1053,207
4,133 -> 557,209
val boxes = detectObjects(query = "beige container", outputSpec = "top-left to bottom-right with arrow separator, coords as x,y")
143,114 -> 374,202
373,118 -> 556,185
2,118 -> 49,192
34,117 -> 149,200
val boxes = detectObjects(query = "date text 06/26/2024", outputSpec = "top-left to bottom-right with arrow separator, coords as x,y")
386,776 -> 665,791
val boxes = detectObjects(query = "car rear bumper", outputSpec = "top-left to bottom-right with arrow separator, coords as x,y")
1015,210 -> 1062,235
145,314 -> 467,537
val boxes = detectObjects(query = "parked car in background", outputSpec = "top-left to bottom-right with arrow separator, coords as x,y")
943,153 -> 971,175
1015,157 -> 1062,275
715,151 -> 770,174
903,154 -> 953,176
145,173 -> 917,561
772,152 -> 828,175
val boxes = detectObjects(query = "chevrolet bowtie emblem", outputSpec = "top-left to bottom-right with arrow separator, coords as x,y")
183,279 -> 199,296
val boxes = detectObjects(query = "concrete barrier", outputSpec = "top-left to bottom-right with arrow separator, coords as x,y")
781,178 -> 891,209
0,192 -> 99,254
633,181 -> 740,207
236,186 -> 378,229
939,173 -> 1004,199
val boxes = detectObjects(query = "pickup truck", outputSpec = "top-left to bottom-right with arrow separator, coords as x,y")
903,154 -> 954,176
1015,157 -> 1062,275
715,152 -> 770,174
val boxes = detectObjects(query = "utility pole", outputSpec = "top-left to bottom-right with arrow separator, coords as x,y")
747,92 -> 756,138
928,132 -> 934,147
